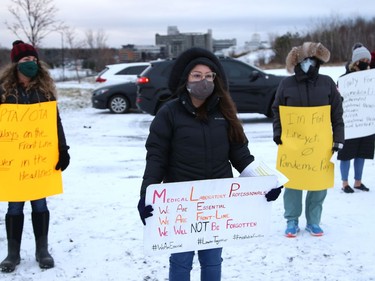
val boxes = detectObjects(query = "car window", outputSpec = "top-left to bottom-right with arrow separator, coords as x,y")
97,67 -> 109,76
160,62 -> 173,77
221,60 -> 255,79
116,65 -> 148,75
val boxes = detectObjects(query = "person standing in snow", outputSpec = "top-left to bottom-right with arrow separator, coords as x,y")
272,42 -> 344,237
137,47 -> 282,281
337,45 -> 375,193
0,40 -> 70,273
369,50 -> 375,69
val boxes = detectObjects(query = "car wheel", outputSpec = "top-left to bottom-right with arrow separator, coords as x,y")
109,95 -> 129,114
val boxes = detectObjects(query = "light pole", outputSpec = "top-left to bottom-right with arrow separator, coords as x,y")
59,31 -> 65,81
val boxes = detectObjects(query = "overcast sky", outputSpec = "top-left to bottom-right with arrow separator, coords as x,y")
0,0 -> 374,49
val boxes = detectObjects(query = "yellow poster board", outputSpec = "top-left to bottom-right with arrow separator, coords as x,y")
0,101 -> 62,201
276,105 -> 333,190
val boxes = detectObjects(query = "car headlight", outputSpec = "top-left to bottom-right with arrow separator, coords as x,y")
92,88 -> 109,96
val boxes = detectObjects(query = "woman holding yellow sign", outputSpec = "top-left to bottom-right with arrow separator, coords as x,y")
272,42 -> 344,238
0,40 -> 70,273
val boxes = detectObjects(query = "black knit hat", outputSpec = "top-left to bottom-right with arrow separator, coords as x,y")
10,40 -> 39,63
168,47 -> 228,93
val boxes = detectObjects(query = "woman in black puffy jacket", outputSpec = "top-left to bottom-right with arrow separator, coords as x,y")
138,47 -> 281,281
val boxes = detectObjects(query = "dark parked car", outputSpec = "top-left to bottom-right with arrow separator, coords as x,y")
91,82 -> 139,114
136,57 -> 286,117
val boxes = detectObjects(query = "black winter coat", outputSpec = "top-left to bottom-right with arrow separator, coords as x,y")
0,86 -> 69,150
272,71 -> 345,145
140,92 -> 254,197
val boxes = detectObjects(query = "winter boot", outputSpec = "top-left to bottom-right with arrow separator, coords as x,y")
0,214 -> 24,273
32,211 -> 54,269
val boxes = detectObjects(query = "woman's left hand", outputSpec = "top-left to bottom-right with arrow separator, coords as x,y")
55,149 -> 70,171
265,186 -> 283,202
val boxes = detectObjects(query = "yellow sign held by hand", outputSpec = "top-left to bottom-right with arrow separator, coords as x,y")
277,106 -> 333,190
0,101 -> 62,201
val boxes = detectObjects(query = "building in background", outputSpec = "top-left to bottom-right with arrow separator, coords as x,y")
118,44 -> 167,62
244,33 -> 271,51
155,26 -> 237,58
155,26 -> 214,58
212,39 -> 237,53
118,26 -> 238,62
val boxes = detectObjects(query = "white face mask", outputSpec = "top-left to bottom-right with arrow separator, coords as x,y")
300,58 -> 317,73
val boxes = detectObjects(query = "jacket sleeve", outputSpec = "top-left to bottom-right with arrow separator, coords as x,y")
272,79 -> 285,140
140,105 -> 173,197
229,138 -> 255,174
57,108 -> 69,150
329,79 -> 345,143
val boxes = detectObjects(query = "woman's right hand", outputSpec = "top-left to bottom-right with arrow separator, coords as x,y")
137,196 -> 154,225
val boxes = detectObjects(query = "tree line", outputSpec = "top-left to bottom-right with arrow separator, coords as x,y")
272,16 -> 375,65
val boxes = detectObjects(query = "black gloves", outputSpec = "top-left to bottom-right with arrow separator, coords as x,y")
137,196 -> 154,225
273,136 -> 282,145
265,186 -> 283,202
55,148 -> 70,171
332,142 -> 343,152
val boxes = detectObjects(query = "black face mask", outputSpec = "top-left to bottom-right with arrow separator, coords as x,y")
357,61 -> 369,71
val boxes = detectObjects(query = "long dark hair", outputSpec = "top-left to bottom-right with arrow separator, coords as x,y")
215,78 -> 247,143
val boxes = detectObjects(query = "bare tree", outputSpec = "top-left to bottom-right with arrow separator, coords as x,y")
5,0 -> 64,47
85,29 -> 115,72
85,29 -> 108,49
65,27 -> 85,83
272,32 -> 303,65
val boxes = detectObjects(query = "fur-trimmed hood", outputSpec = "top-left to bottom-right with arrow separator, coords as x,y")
286,42 -> 330,74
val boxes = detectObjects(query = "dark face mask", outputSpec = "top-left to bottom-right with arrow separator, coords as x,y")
186,79 -> 214,100
18,61 -> 38,78
357,61 -> 369,71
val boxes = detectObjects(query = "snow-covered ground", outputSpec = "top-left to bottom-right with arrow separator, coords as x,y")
0,65 -> 374,281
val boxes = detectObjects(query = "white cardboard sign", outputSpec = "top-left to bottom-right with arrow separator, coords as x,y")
338,69 -> 375,139
144,176 -> 277,255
